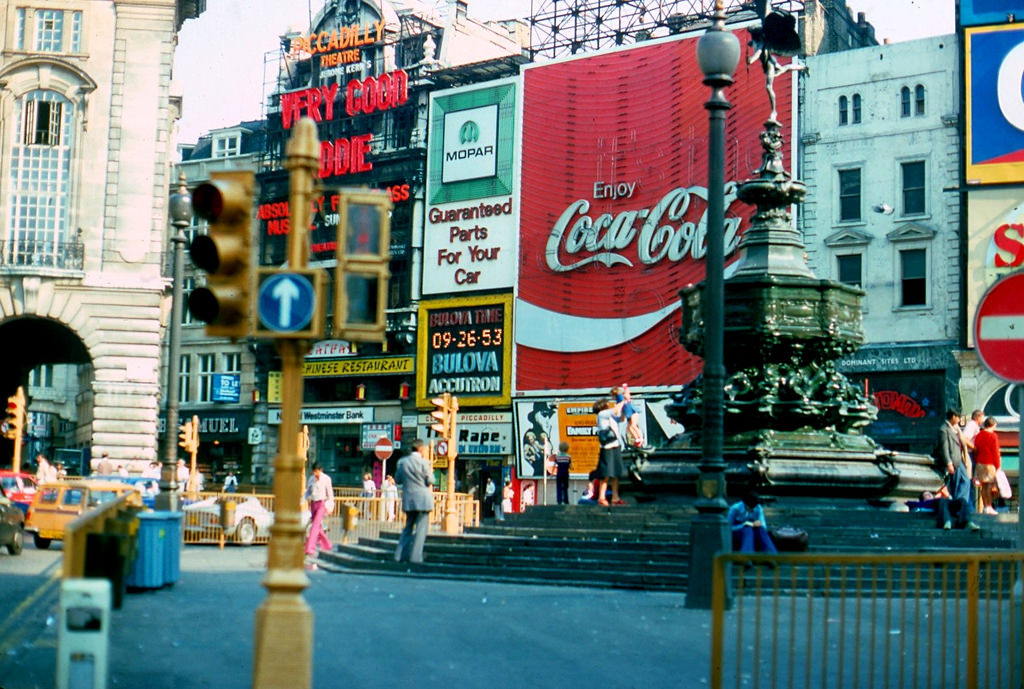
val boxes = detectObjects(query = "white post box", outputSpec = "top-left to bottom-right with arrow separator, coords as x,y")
57,578 -> 111,689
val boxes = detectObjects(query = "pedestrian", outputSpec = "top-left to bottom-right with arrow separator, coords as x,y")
97,452 -> 114,475
610,384 -> 647,448
382,475 -> 398,522
973,417 -> 1001,515
35,454 -> 57,484
55,462 -> 67,480
117,464 -> 129,478
594,397 -> 627,506
906,487 -> 979,531
934,409 -> 973,508
175,459 -> 189,491
501,480 -> 514,517
304,463 -> 334,559
223,470 -> 238,493
962,409 -> 983,449
727,491 -> 778,554
394,439 -> 434,564
552,441 -> 572,505
483,476 -> 496,518
142,461 -> 161,479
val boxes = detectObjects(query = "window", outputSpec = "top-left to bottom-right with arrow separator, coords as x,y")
198,354 -> 216,402
914,84 -> 925,116
837,254 -> 863,287
7,91 -> 74,262
838,168 -> 862,222
182,277 -> 196,325
899,248 -> 927,306
213,134 -> 240,158
178,355 -> 191,404
223,353 -> 241,375
901,161 -> 926,215
852,94 -> 862,124
36,9 -> 64,52
839,95 -> 848,125
900,86 -> 911,117
30,364 -> 54,388
15,8 -> 26,49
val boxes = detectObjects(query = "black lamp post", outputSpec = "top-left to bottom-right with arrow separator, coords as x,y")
158,172 -> 192,509
685,0 -> 740,610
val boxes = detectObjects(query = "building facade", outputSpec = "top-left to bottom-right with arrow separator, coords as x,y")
0,0 -> 203,470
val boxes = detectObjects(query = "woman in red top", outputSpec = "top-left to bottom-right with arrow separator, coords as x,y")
972,417 -> 1001,515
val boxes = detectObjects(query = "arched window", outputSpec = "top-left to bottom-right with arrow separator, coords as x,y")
6,89 -> 74,265
900,86 -> 911,118
852,93 -> 862,124
839,95 -> 849,125
914,84 -> 925,116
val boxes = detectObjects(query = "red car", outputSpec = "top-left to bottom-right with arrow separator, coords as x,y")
0,470 -> 39,514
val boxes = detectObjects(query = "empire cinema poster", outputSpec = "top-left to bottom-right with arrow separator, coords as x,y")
514,32 -> 795,392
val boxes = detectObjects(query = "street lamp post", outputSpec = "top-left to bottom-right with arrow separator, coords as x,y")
158,172 -> 192,509
685,0 -> 740,610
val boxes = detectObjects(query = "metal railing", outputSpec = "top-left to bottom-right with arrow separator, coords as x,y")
711,551 -> 1024,689
180,490 -> 480,546
0,238 -> 84,271
63,493 -> 141,579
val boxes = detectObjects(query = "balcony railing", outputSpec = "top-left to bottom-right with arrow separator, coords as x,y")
0,238 -> 85,271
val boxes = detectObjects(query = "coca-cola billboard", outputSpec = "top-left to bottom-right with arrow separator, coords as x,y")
515,33 -> 794,392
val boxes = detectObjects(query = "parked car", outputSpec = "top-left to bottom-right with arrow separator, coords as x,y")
182,495 -> 311,546
0,470 -> 39,514
25,479 -> 144,550
91,475 -> 161,508
0,494 -> 25,555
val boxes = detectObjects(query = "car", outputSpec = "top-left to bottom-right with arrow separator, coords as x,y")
25,479 -> 144,550
0,470 -> 39,514
0,494 -> 25,555
182,495 -> 311,546
91,475 -> 161,508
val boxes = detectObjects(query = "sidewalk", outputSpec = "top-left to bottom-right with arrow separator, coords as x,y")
103,547 -> 706,689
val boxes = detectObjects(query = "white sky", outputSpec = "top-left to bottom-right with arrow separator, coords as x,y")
173,0 -> 955,148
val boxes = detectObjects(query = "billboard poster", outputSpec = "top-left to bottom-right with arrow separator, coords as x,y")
515,33 -> 792,392
960,0 -> 1023,29
416,294 -> 513,408
965,24 -> 1024,184
966,188 -> 1024,345
423,79 -> 519,295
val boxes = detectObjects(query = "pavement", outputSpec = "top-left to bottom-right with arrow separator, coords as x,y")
0,546 -> 709,689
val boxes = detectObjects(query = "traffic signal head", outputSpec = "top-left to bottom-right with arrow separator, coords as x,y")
188,170 -> 254,339
335,190 -> 391,343
4,387 -> 25,440
430,394 -> 450,438
178,420 -> 195,452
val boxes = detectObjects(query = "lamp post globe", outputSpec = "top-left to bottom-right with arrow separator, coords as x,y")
696,17 -> 740,86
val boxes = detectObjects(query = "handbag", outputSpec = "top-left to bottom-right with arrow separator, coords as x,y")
597,426 -> 616,444
995,469 -> 1012,499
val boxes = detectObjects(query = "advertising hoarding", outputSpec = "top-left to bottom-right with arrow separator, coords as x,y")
960,0 -> 1021,28
423,79 -> 519,295
966,188 -> 1024,345
965,24 -> 1024,184
417,294 -> 513,408
515,33 -> 792,392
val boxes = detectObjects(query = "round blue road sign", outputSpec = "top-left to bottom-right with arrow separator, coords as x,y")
258,273 -> 315,333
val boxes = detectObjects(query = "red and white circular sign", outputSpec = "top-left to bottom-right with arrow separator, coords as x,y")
374,436 -> 393,461
974,272 -> 1024,383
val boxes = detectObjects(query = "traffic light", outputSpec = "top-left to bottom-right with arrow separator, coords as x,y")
178,419 -> 197,453
188,170 -> 254,339
4,387 -> 26,440
335,190 -> 391,342
430,394 -> 450,439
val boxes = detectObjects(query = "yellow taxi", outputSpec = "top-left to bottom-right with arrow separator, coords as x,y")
25,479 -> 143,549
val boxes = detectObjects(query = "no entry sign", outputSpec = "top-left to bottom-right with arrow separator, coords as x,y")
974,272 -> 1024,383
374,436 -> 393,461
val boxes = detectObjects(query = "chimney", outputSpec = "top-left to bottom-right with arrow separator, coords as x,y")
451,0 -> 468,23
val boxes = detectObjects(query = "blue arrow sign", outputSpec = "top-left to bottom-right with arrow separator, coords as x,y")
258,273 -> 315,332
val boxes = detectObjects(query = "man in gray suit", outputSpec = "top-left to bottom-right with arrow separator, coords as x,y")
934,409 -> 976,527
395,438 -> 435,564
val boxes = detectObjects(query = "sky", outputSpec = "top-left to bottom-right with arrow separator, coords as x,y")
173,0 -> 955,149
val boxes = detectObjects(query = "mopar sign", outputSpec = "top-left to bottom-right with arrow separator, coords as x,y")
442,105 -> 498,184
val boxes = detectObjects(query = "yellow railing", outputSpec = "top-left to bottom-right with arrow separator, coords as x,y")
711,551 -> 1024,689
181,490 -> 480,545
62,493 -> 141,579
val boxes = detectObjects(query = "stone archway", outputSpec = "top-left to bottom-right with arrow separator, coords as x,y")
0,275 -> 163,469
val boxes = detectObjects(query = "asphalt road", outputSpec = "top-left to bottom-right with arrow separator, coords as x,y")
0,544 -> 707,689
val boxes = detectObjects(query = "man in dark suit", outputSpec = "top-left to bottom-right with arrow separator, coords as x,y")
933,409 -> 975,521
394,438 -> 435,564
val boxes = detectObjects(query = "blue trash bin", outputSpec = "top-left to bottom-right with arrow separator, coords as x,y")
162,511 -> 182,586
126,512 -> 166,590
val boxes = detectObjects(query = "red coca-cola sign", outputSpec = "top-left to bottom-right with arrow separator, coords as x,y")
515,34 -> 793,392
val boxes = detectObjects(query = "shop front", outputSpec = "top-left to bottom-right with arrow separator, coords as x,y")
162,410 -> 252,487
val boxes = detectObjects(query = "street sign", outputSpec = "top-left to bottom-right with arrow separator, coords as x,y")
435,439 -> 448,457
374,436 -> 393,461
974,271 -> 1024,383
254,268 -> 325,339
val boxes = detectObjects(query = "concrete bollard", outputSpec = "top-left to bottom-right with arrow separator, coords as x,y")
57,578 -> 111,689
